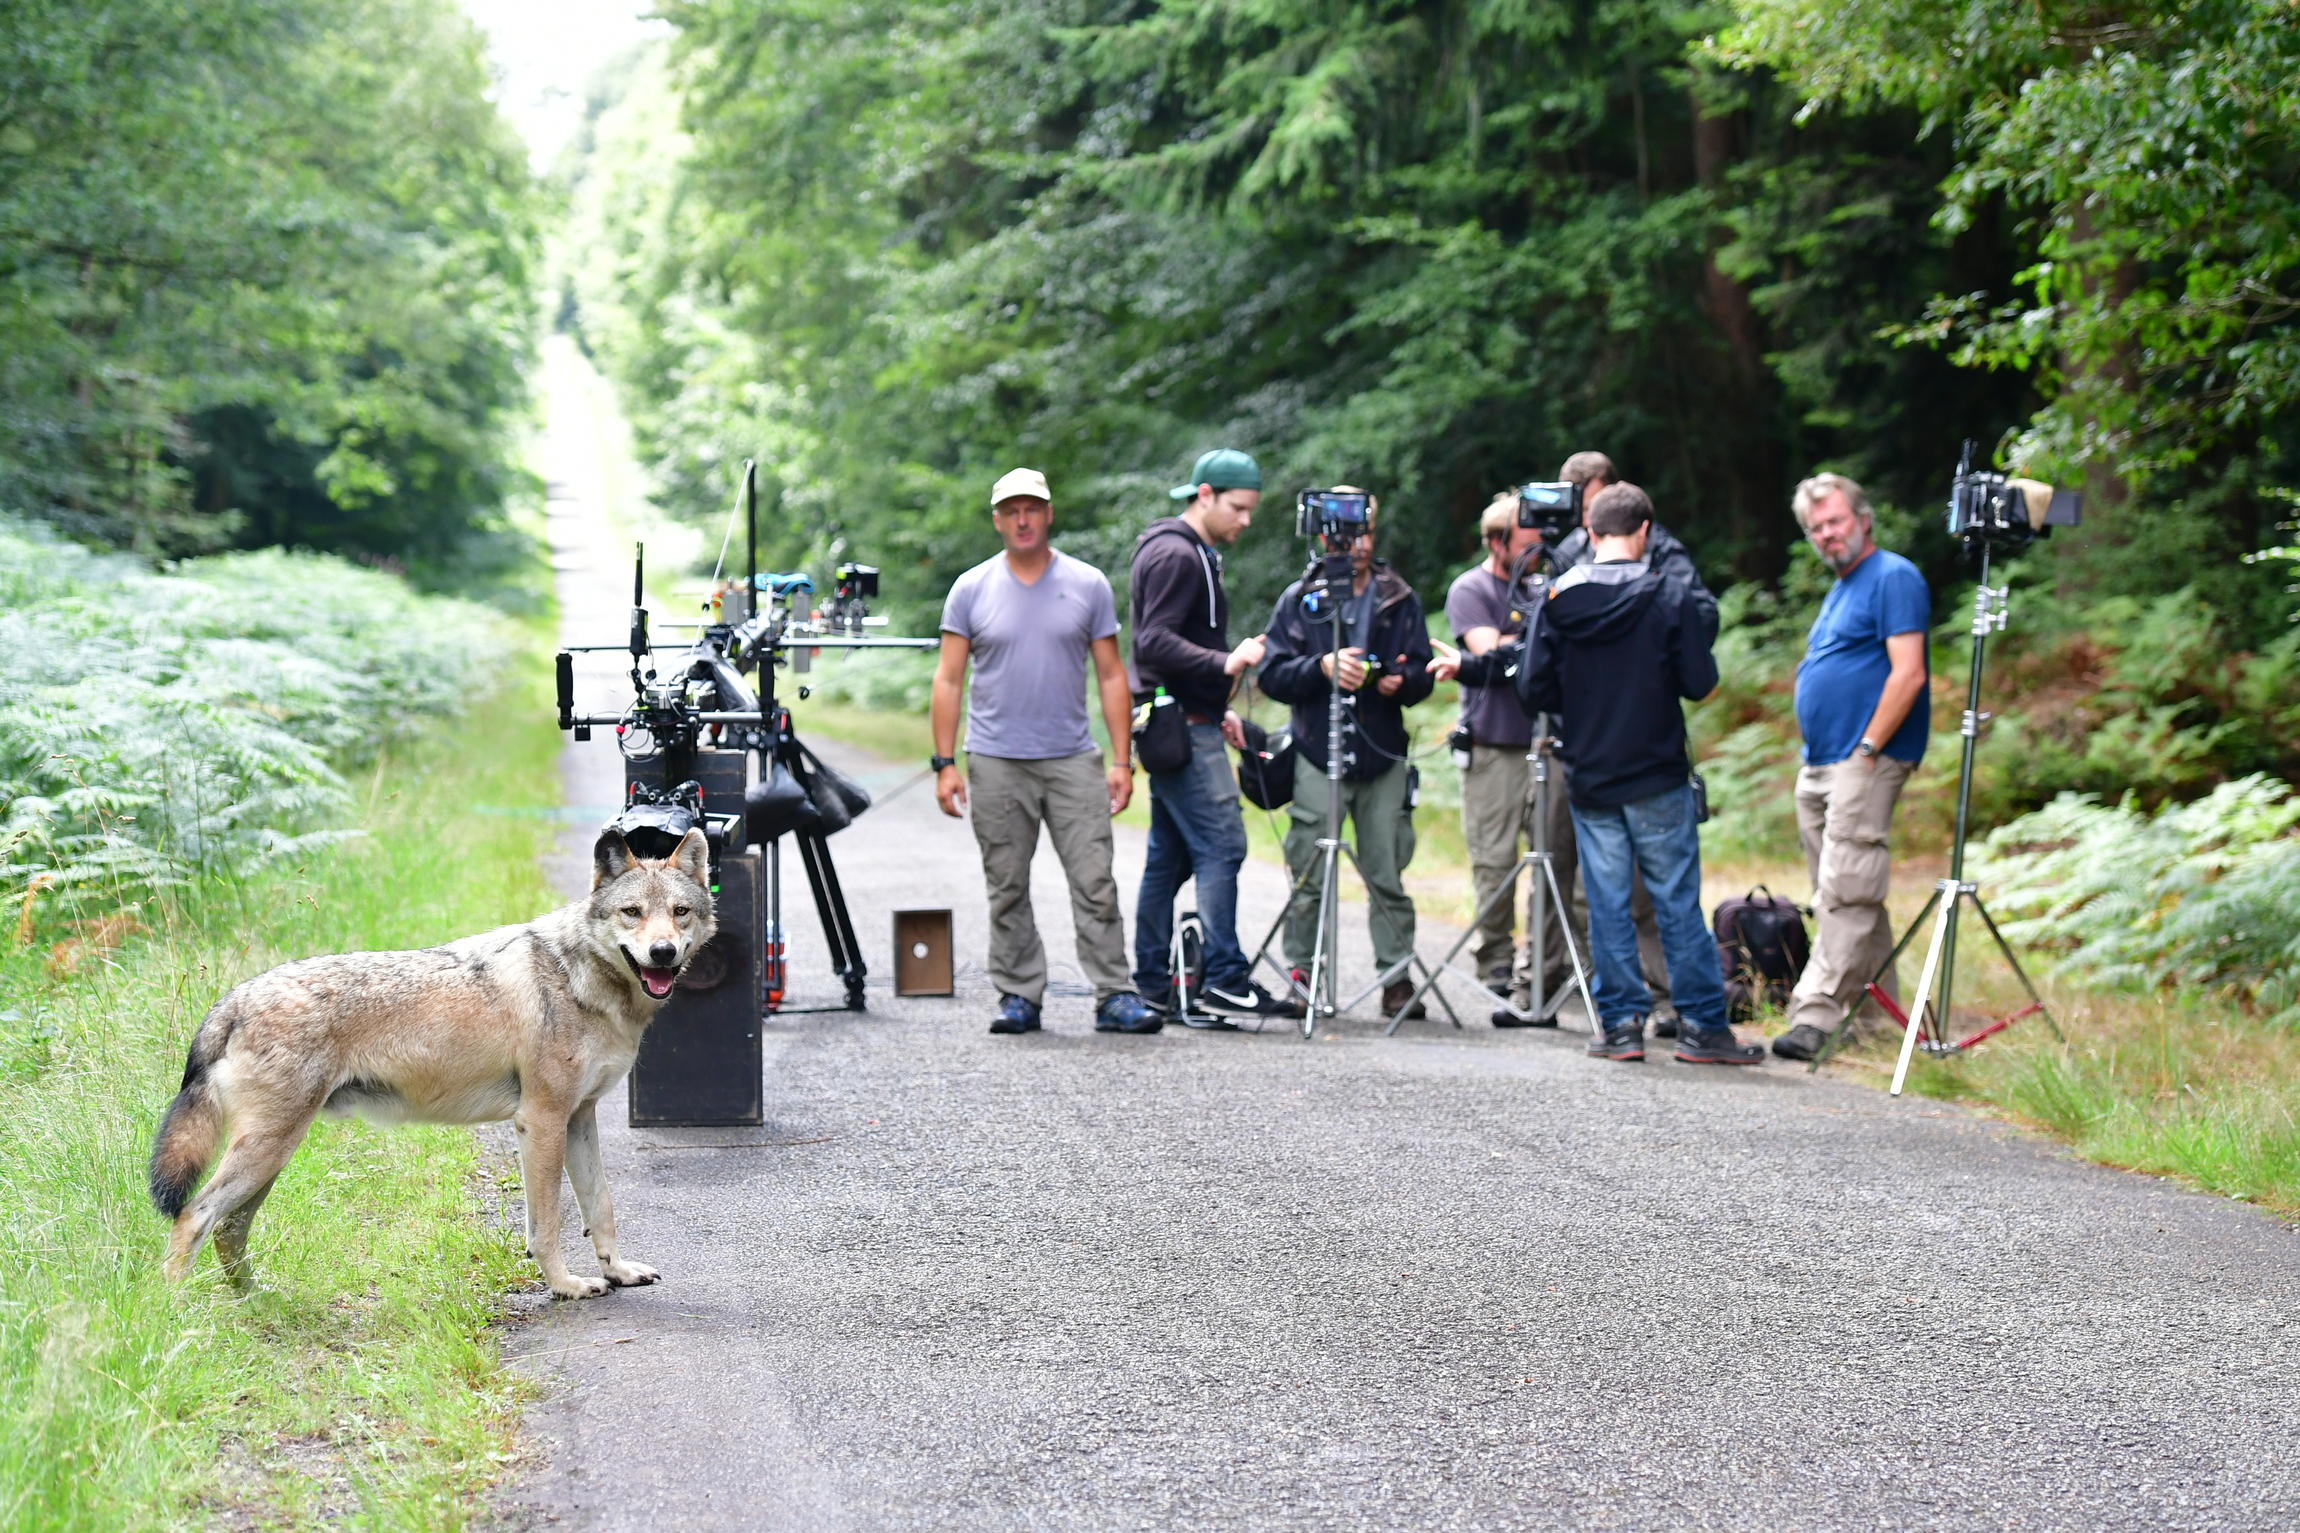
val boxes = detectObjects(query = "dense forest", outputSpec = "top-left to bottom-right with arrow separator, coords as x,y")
0,0 -> 538,573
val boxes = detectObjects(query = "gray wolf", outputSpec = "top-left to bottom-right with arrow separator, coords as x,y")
148,828 -> 714,1298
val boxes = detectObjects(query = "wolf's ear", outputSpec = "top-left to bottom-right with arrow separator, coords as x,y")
668,827 -> 710,887
592,830 -> 637,890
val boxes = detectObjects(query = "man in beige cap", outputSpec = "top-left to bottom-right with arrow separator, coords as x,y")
930,468 -> 1163,1035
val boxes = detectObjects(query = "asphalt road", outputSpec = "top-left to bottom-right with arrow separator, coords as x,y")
495,403 -> 2298,1529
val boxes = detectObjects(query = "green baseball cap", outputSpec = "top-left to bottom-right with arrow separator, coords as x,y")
1169,447 -> 1262,500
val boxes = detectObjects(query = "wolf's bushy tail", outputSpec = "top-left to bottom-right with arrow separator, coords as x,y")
149,1039 -> 224,1218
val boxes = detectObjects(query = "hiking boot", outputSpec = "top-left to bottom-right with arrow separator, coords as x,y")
989,994 -> 1042,1035
1481,960 -> 1516,991
1202,979 -> 1301,1021
1586,1018 -> 1646,1061
1492,1005 -> 1559,1029
1674,1025 -> 1765,1065
1093,992 -> 1164,1034
1771,1023 -> 1829,1062
1381,979 -> 1427,1021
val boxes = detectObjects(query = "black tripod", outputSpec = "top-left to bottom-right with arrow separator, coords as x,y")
1245,548 -> 1459,1037
1810,538 -> 2062,1091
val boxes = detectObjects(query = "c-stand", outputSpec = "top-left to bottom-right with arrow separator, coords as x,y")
1245,529 -> 1461,1037
1384,544 -> 1597,1036
1810,535 -> 2064,1090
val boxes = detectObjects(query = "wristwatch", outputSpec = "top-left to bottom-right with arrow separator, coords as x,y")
1854,739 -> 1879,759
930,754 -> 957,772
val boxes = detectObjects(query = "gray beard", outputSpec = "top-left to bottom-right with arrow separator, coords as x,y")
1823,540 -> 1867,574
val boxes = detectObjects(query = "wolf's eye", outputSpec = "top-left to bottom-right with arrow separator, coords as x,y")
672,906 -> 691,918
620,906 -> 641,919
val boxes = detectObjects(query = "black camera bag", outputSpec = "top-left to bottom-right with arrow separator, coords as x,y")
1713,885 -> 1811,1023
792,742 -> 872,835
1133,691 -> 1192,775
1236,718 -> 1296,810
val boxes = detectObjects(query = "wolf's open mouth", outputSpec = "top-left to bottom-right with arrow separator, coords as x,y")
622,949 -> 681,998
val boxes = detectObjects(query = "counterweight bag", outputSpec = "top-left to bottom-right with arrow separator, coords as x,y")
1235,718 -> 1296,810
1714,885 -> 1811,1023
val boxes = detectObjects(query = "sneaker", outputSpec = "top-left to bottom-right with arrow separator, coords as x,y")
1650,1006 -> 1681,1040
1771,1023 -> 1829,1062
1585,1018 -> 1646,1061
989,994 -> 1042,1035
1675,1025 -> 1765,1065
1094,992 -> 1165,1034
1492,1005 -> 1559,1029
1201,979 -> 1301,1020
1381,979 -> 1427,1021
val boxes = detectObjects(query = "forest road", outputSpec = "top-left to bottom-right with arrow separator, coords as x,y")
492,396 -> 2299,1531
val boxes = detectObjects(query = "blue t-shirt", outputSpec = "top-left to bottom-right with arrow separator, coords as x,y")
1794,550 -> 1930,765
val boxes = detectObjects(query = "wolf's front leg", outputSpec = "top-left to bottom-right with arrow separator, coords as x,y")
565,1099 -> 658,1287
516,1101 -> 607,1298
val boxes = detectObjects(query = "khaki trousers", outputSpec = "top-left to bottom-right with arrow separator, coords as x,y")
1461,744 -> 1669,1005
1283,756 -> 1417,972
1785,755 -> 1915,1034
967,751 -> 1131,1004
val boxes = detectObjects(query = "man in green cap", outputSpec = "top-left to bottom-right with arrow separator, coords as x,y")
1128,448 -> 1295,1021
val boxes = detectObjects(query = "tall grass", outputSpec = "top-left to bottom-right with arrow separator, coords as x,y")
0,679 -> 560,1528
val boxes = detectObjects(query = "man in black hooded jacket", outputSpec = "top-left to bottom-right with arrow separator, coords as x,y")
1258,495 -> 1434,1017
1517,482 -> 1762,1066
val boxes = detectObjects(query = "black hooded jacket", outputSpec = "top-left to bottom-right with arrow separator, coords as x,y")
1128,516 -> 1232,718
1554,519 -> 1718,633
1515,558 -> 1718,808
1259,560 -> 1435,779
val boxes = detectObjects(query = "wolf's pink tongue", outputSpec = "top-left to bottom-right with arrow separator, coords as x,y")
641,968 -> 677,998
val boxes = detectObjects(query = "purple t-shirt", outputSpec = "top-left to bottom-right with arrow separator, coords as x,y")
1445,564 -> 1534,749
941,549 -> 1120,760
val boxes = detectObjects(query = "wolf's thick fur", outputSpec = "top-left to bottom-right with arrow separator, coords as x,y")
149,828 -> 715,1298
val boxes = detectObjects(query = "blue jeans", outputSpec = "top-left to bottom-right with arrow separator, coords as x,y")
1568,784 -> 1728,1033
1134,723 -> 1250,992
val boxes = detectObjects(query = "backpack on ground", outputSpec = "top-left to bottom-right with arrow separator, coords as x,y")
1714,885 -> 1810,1024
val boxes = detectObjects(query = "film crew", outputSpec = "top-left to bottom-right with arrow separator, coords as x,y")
1517,482 -> 1763,1065
1769,472 -> 1930,1062
932,468 -> 1164,1036
1552,451 -> 1713,620
1258,488 -> 1435,1018
1129,448 -> 1296,1022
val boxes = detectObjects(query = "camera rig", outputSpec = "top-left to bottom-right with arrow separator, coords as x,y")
554,461 -> 937,1016
1516,479 -> 1583,543
1947,439 -> 2082,553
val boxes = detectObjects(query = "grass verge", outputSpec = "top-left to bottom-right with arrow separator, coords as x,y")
0,668 -> 562,1529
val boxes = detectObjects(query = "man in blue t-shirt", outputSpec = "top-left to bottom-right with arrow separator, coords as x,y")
1773,472 -> 1931,1061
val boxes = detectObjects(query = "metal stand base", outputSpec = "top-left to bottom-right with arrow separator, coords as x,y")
1383,846 -> 1596,1037
1247,836 -> 1464,1037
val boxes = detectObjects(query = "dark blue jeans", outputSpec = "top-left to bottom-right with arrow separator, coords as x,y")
1134,723 -> 1251,993
1568,783 -> 1728,1033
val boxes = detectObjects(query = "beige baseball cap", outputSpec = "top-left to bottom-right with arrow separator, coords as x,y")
990,467 -> 1051,507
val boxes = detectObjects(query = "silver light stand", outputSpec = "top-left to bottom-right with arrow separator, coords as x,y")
1245,542 -> 1460,1038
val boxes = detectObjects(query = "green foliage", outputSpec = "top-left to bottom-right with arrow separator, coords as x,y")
1972,774 -> 2300,1027
0,516 -> 505,916
0,0 -> 540,563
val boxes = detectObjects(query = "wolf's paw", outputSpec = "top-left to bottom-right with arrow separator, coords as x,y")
548,1272 -> 611,1300
603,1258 -> 661,1287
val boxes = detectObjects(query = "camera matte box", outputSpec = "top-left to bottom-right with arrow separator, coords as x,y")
629,843 -> 764,1127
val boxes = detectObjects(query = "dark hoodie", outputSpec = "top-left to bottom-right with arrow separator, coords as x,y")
1258,560 -> 1435,779
1128,517 -> 1232,718
1554,519 -> 1718,633
1515,558 -> 1719,808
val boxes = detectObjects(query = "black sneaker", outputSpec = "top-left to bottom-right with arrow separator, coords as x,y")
1093,992 -> 1165,1034
989,994 -> 1042,1034
1675,1026 -> 1765,1065
1201,979 -> 1300,1020
1586,1018 -> 1646,1061
1771,1023 -> 1829,1062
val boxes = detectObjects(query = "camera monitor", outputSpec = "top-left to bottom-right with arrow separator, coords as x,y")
1296,488 -> 1373,541
1516,480 -> 1583,540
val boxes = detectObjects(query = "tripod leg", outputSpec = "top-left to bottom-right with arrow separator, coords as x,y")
1537,856 -> 1599,1032
1306,841 -> 1343,1038
1249,847 -> 1325,997
1888,890 -> 1957,1097
796,830 -> 867,1010
1811,883 -> 1942,1071
1966,891 -> 2064,1044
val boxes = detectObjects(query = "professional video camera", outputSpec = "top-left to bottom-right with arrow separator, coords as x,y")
1516,480 -> 1583,542
1947,440 -> 2081,551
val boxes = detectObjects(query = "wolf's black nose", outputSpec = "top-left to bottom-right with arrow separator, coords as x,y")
649,940 -> 679,967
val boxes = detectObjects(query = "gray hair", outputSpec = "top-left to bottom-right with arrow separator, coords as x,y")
1792,472 -> 1871,531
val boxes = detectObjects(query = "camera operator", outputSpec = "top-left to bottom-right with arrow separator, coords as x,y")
932,468 -> 1163,1036
1129,448 -> 1296,1022
1551,452 -> 1714,630
1258,489 -> 1434,1019
1770,472 -> 1930,1062
1517,482 -> 1762,1066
